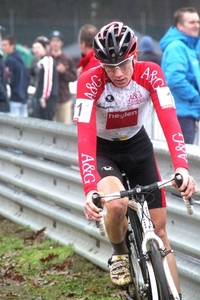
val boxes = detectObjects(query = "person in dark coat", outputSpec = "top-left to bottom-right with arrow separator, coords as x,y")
0,53 -> 9,112
2,35 -> 29,116
138,35 -> 162,66
49,30 -> 76,124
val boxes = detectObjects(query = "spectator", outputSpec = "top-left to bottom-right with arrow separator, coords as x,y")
33,36 -> 58,120
2,35 -> 29,116
0,51 -> 9,113
77,24 -> 99,77
49,30 -> 77,124
29,37 -> 49,118
160,7 -> 200,144
28,45 -> 40,117
138,35 -> 162,65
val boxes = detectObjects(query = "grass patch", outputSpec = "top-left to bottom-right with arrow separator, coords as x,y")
0,218 -> 123,300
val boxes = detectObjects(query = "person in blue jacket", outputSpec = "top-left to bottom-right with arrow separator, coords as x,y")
160,7 -> 200,144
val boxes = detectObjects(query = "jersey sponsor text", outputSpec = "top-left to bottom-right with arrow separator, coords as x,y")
106,108 -> 138,129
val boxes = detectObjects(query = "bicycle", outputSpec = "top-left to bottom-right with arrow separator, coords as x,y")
92,173 -> 193,300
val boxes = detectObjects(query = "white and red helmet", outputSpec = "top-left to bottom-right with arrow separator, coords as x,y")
93,21 -> 138,64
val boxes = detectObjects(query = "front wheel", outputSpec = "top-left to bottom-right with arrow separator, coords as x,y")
148,241 -> 171,300
126,208 -> 152,299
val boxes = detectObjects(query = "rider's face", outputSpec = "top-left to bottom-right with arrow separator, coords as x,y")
102,56 -> 134,88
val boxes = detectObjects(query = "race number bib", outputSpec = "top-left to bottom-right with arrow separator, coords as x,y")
157,87 -> 175,109
73,99 -> 94,123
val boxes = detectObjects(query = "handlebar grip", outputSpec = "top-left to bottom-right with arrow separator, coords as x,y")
183,197 -> 193,215
98,220 -> 106,236
174,173 -> 193,215
92,193 -> 106,236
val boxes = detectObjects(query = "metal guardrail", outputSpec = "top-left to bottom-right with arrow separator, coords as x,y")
0,114 -> 200,299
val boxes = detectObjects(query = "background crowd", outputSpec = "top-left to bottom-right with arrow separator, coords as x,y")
0,6 -> 200,144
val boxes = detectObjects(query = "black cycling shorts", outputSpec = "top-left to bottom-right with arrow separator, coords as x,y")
96,126 -> 166,209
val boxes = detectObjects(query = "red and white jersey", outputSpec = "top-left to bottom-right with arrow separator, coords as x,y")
74,62 -> 188,194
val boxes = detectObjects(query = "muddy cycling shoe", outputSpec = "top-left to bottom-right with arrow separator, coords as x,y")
108,254 -> 131,287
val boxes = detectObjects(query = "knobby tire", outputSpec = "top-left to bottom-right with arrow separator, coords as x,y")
128,207 -> 147,282
149,240 -> 171,300
127,207 -> 152,300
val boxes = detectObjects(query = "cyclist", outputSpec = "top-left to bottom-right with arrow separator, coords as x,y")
73,22 -> 197,299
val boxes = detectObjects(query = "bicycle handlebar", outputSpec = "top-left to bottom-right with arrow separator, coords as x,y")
93,173 -> 193,216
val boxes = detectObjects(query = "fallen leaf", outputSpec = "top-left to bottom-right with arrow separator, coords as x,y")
40,253 -> 59,263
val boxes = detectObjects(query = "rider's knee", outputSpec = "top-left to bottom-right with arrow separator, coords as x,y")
106,199 -> 127,218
